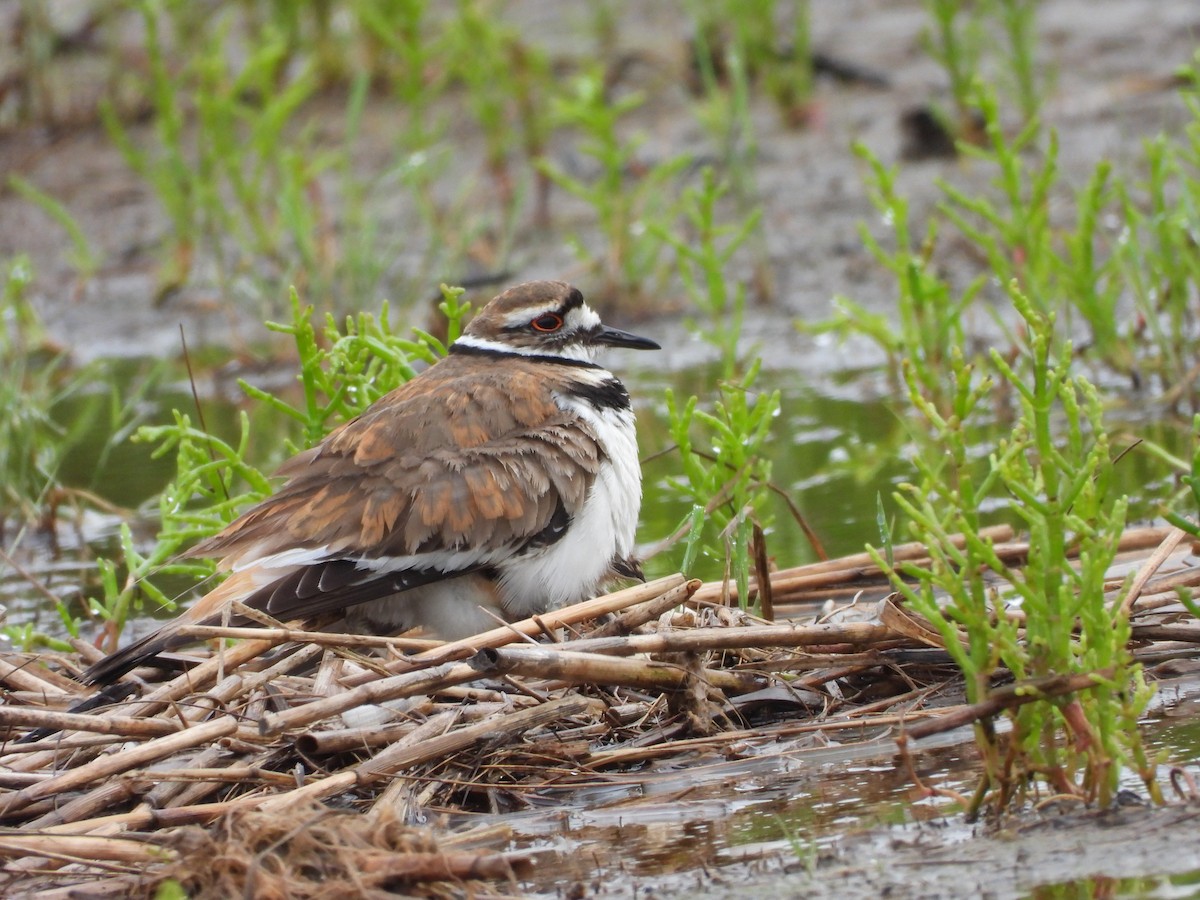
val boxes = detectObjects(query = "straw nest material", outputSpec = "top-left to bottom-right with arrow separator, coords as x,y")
2,525 -> 1198,897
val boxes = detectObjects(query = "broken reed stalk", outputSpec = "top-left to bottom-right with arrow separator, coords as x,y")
0,716 -> 238,818
0,833 -> 172,867
0,706 -> 183,739
470,646 -> 767,693
28,779 -> 143,831
294,720 -> 420,756
1130,623 -> 1200,642
586,579 -> 701,638
307,709 -> 461,798
900,669 -> 1114,742
693,525 -> 1175,607
258,697 -> 591,812
0,657 -> 74,697
692,524 -> 1016,604
256,661 -> 482,736
173,625 -> 441,652
121,637 -> 280,716
1119,526 -> 1188,615
563,621 -> 897,656
1126,565 -> 1200,596
0,734 -> 138,756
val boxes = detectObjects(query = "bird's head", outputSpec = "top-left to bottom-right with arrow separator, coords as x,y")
454,281 -> 660,362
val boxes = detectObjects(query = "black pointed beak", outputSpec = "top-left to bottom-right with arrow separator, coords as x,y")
592,325 -> 660,351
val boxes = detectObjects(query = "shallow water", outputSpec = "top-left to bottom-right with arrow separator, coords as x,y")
443,700 -> 1200,898
450,726 -> 981,894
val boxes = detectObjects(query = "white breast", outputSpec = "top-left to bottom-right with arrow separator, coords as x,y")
496,381 -> 642,615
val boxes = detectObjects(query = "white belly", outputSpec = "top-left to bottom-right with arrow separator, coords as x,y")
497,398 -> 641,615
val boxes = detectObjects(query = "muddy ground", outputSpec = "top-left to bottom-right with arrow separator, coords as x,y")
4,1 -> 1200,897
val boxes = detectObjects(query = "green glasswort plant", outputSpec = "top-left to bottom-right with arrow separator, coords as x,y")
686,6 -> 775,299
921,0 -> 986,136
0,258 -> 146,533
688,0 -> 814,129
1163,414 -> 1200,547
821,82 -> 1148,392
0,255 -> 60,530
100,2 -> 372,311
993,0 -> 1042,125
97,0 -> 556,314
87,286 -> 472,648
538,69 -> 691,308
938,79 -> 1200,385
921,0 -> 1044,134
356,0 -> 480,288
0,257 -> 159,649
1111,58 -> 1200,407
813,143 -> 982,413
870,282 -> 1156,815
652,169 -> 762,377
664,362 -> 779,610
6,176 -> 100,280
938,90 -> 1056,311
657,172 -> 780,609
444,0 -> 553,218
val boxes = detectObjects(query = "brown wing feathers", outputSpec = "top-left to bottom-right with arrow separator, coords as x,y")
191,427 -> 596,564
83,353 -> 602,684
191,359 -> 598,563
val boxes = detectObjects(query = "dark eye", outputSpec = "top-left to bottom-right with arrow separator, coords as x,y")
531,313 -> 564,332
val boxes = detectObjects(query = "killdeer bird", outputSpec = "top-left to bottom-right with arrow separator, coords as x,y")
85,280 -> 659,684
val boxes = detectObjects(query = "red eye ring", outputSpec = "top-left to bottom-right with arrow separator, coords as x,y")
531,313 -> 564,332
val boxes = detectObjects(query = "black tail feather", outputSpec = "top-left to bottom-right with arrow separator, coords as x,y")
81,629 -> 180,686
17,681 -> 139,744
81,561 -> 474,685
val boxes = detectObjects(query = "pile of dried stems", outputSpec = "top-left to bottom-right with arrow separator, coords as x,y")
1,525 -> 1197,896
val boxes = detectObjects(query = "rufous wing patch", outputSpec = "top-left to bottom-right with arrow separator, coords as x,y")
184,354 -> 609,567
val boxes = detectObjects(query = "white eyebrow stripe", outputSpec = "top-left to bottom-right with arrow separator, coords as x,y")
499,301 -> 599,333
567,305 -> 601,330
503,308 -> 542,329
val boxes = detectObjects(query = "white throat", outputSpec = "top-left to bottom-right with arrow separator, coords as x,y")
452,333 -> 599,363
